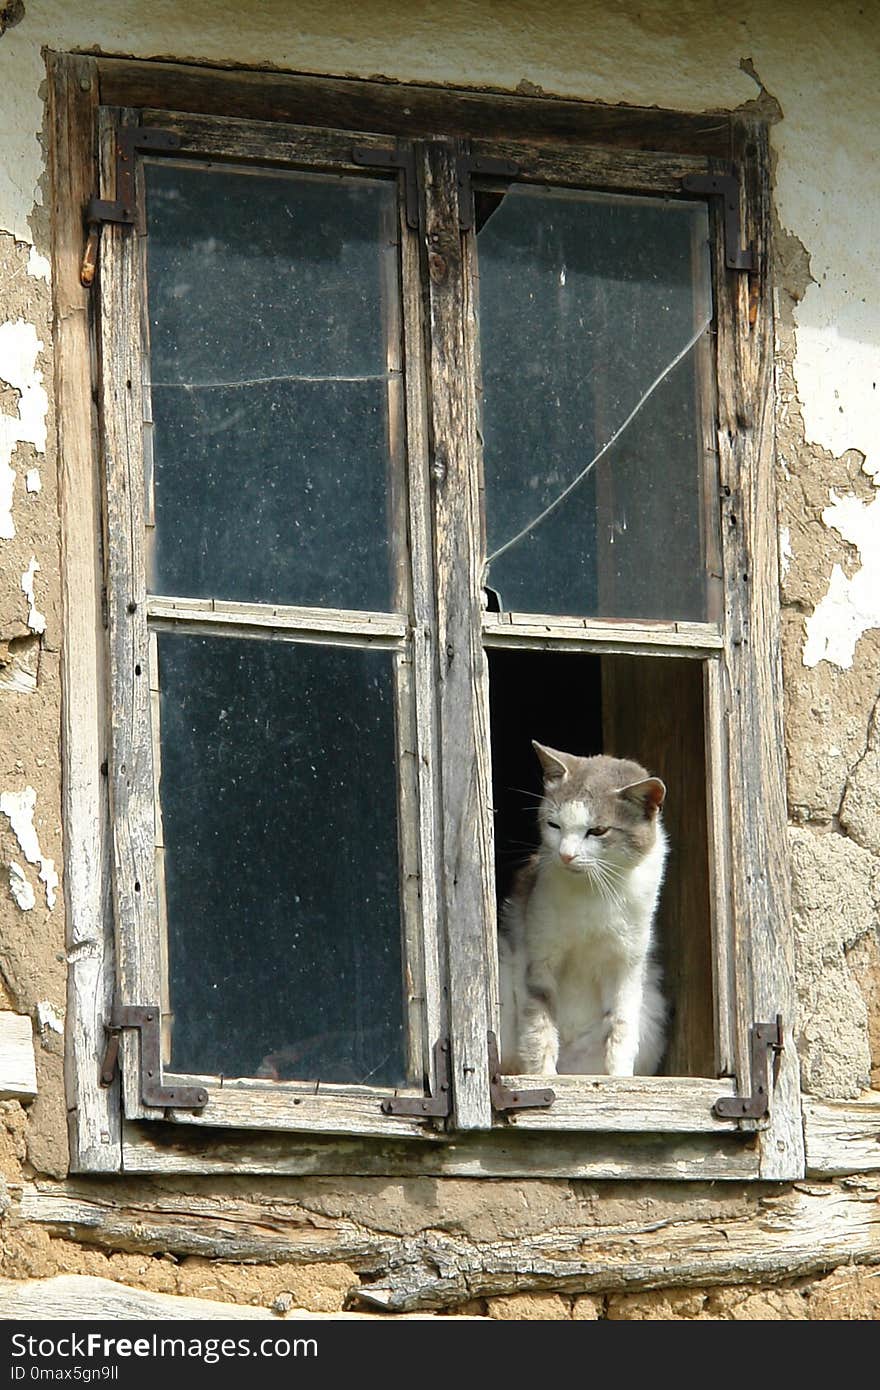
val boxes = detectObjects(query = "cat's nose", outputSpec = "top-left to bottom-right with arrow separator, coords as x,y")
560,850 -> 575,865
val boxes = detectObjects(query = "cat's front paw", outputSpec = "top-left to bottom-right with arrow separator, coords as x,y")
605,1021 -> 637,1076
605,1058 -> 636,1077
519,1050 -> 559,1077
604,1044 -> 637,1076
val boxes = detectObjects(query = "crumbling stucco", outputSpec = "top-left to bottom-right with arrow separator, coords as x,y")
774,209 -> 880,1106
847,931 -> 880,1091
0,319 -> 46,541
7,862 -> 34,910
0,2 -> 876,479
789,826 -> 876,1097
0,230 -> 64,1176
804,491 -> 880,669
5,1267 -> 880,1318
0,787 -> 56,910
0,3 -> 25,40
840,698 -> 880,852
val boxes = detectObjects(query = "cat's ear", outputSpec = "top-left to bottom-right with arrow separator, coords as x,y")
619,777 -> 666,816
532,741 -> 571,784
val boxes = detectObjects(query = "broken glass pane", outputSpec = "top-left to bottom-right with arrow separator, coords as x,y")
145,162 -> 401,612
156,631 -> 406,1086
477,185 -> 713,621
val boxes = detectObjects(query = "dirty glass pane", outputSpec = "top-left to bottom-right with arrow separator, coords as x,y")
477,185 -> 713,621
156,632 -> 405,1086
144,162 -> 400,611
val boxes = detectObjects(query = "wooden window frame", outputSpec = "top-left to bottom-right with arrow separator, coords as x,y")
98,110 -> 446,1142
51,51 -> 804,1181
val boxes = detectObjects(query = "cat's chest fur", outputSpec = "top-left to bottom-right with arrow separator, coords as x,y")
525,851 -> 660,963
524,845 -> 661,1032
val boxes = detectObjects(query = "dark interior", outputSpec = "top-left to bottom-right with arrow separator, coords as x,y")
487,647 -> 715,1077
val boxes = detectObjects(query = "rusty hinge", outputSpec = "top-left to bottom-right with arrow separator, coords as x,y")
81,126 -> 181,286
488,1032 -> 555,1114
100,1004 -> 208,1109
380,1038 -> 451,1118
714,1015 -> 783,1120
352,144 -> 419,229
457,154 -> 519,231
681,167 -> 756,271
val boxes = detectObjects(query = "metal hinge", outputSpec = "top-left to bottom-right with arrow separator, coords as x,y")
457,154 -> 519,231
100,1004 -> 208,1109
714,1015 -> 783,1120
380,1038 -> 451,1117
81,126 -> 181,286
352,144 -> 419,229
488,1032 -> 556,1114
681,167 -> 756,271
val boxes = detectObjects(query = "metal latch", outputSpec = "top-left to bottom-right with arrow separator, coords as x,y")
681,168 -> 756,271
457,154 -> 519,231
352,144 -> 419,229
100,1004 -> 208,1109
81,126 -> 181,286
488,1032 -> 555,1114
714,1016 -> 783,1120
380,1038 -> 451,1118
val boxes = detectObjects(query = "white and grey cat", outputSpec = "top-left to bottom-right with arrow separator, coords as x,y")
498,742 -> 668,1077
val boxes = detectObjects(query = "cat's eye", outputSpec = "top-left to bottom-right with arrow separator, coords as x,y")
587,826 -> 610,837
546,820 -> 560,830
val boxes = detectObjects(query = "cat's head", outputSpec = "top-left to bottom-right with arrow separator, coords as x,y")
532,741 -> 666,877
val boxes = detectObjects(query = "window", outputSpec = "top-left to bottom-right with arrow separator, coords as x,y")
54,54 -> 803,1179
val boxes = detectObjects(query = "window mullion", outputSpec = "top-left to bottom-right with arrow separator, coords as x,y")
397,174 -> 448,1087
420,139 -> 495,1130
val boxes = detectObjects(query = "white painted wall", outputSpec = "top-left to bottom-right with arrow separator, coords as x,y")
0,0 -> 877,657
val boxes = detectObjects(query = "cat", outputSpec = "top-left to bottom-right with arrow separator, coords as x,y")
498,741 -> 668,1077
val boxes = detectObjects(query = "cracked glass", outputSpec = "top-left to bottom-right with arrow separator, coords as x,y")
477,185 -> 714,622
144,162 -> 401,612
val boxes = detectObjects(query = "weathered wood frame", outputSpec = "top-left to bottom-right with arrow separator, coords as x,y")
421,130 -> 802,1171
51,52 -> 806,1178
95,110 -> 447,1139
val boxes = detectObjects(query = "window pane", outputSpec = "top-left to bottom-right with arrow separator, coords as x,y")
145,163 -> 401,611
155,632 -> 406,1087
477,186 -> 713,621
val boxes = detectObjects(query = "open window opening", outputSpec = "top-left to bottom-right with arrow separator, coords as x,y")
488,647 -> 715,1080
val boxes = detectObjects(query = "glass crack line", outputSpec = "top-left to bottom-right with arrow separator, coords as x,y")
150,370 -> 401,389
483,313 -> 712,574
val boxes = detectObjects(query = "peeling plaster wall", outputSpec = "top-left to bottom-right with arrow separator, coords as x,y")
1,1 -> 877,468
0,0 -> 879,1318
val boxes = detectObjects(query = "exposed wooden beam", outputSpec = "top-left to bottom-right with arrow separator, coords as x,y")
19,1175 -> 880,1312
92,56 -> 734,156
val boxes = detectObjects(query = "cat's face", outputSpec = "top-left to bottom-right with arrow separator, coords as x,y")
533,742 -> 665,878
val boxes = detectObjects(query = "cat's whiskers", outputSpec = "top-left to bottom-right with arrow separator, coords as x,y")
584,859 -> 627,912
507,786 -> 546,802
